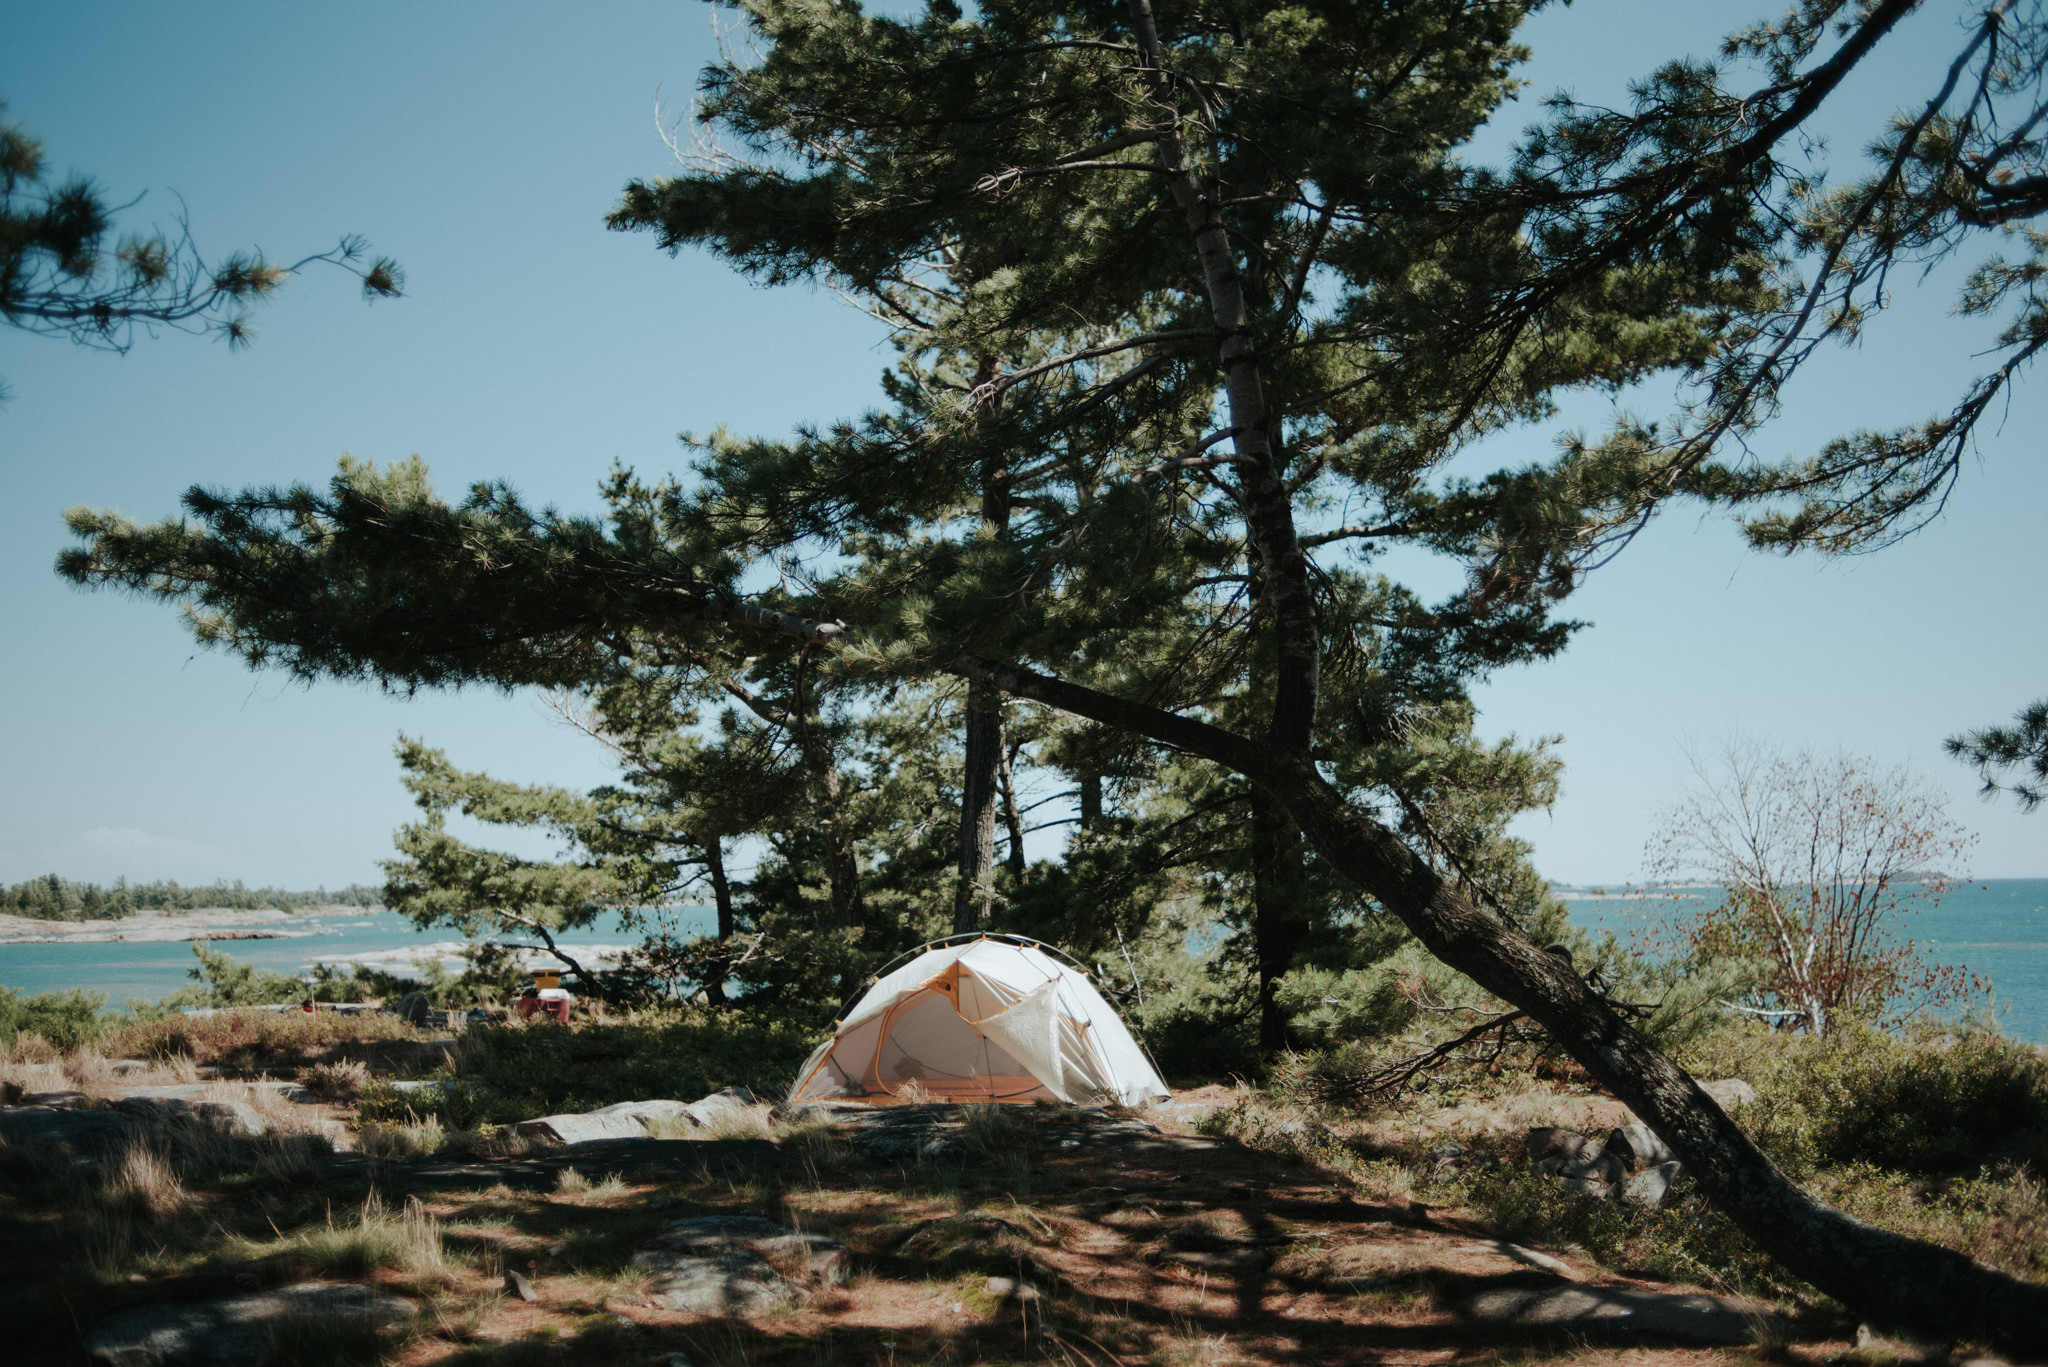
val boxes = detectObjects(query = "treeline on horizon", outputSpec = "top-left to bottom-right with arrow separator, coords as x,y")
0,875 -> 383,923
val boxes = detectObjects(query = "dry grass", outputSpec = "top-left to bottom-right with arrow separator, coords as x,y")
233,1190 -> 450,1283
251,1136 -> 327,1186
299,1057 -> 371,1102
0,1038 -> 211,1098
1152,1317 -> 1239,1366
108,1008 -> 418,1069
104,1138 -> 192,1223
552,1166 -> 630,1202
357,1115 -> 447,1159
0,1052 -> 77,1097
58,1048 -> 119,1094
445,1125 -> 548,1159
698,1105 -> 779,1142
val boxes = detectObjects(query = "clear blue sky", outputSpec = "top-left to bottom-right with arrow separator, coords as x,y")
1,1 -> 2042,890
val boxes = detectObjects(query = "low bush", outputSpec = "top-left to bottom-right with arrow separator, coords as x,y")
357,1116 -> 449,1160
1741,1022 -> 2048,1176
1272,964 -> 1419,1048
107,1008 -> 417,1069
0,987 -> 109,1052
354,1007 -> 816,1128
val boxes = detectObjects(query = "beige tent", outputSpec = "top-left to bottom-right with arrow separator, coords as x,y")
789,935 -> 1169,1106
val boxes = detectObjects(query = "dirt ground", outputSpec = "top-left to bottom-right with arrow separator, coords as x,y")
2,1063 -> 1982,1366
354,1102 -> 1878,1366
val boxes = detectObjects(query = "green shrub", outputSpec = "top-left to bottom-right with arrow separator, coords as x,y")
1272,964 -> 1418,1048
409,1007 -> 816,1126
1745,1022 -> 2048,1175
155,942 -> 309,1008
0,987 -> 108,1051
1125,946 -> 1259,1084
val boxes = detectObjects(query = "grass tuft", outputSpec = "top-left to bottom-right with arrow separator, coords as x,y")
357,1115 -> 447,1159
105,1138 -> 192,1224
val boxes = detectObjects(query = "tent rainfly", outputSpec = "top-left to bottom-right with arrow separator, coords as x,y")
789,936 -> 1170,1107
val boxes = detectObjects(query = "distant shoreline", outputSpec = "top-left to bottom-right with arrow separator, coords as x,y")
0,905 -> 361,946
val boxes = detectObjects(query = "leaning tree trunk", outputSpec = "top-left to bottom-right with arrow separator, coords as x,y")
1269,758 -> 2048,1349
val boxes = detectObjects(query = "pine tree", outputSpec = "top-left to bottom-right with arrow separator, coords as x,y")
0,102 -> 400,395
60,1 -> 2048,1345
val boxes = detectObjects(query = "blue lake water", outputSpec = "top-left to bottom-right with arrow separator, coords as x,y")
0,906 -> 716,1006
1559,878 -> 2048,1044
3,881 -> 2042,1043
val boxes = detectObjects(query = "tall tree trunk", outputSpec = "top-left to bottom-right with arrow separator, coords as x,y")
706,836 -> 734,942
1129,0 -> 1316,757
1078,769 -> 1103,830
954,681 -> 1003,932
697,836 -> 734,1005
955,353 -> 1011,933
999,726 -> 1027,882
1250,788 -> 1311,1053
813,757 -> 865,933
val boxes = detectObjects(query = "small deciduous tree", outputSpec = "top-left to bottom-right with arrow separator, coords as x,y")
1645,740 -> 1981,1036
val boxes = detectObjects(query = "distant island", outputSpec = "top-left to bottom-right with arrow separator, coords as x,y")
0,875 -> 382,923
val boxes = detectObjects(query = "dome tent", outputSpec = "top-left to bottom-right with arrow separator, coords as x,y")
789,934 -> 1169,1107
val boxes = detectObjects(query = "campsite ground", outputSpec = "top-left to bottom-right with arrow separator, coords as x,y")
4,1018 -> 1985,1367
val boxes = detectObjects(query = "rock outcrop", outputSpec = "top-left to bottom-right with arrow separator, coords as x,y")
631,1214 -> 850,1314
85,1281 -> 414,1366
1524,1123 -> 1688,1209
1463,1283 -> 1787,1344
515,1087 -> 764,1145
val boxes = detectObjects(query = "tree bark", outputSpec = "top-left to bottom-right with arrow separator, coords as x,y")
814,757 -> 865,933
1079,769 -> 1103,830
1129,0 -> 1318,756
955,354 -> 1013,933
1250,788 -> 1311,1052
705,836 -> 734,942
954,681 -> 1003,932
999,726 -> 1028,882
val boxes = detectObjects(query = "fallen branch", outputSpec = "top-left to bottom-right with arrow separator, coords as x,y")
1292,1009 -> 1538,1104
